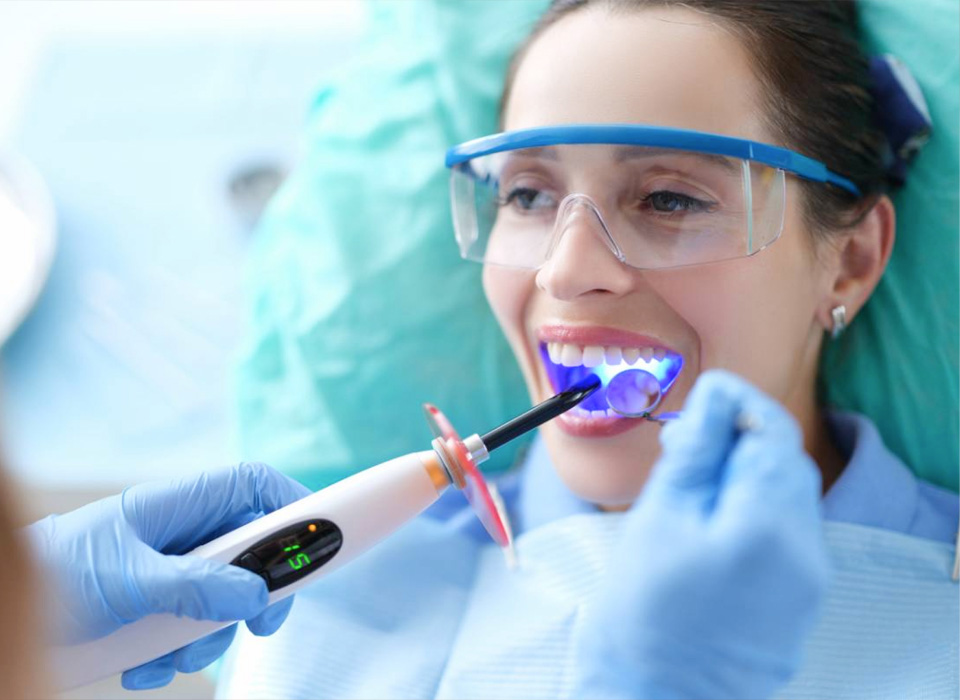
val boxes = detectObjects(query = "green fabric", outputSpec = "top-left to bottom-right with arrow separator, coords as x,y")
233,1 -> 549,490
235,0 -> 959,493
820,0 -> 959,492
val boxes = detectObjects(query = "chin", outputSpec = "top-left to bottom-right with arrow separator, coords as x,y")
541,424 -> 662,508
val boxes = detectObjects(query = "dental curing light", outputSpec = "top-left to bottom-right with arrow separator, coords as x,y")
51,376 -> 601,691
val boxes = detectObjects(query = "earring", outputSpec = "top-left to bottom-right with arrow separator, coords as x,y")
830,304 -> 847,339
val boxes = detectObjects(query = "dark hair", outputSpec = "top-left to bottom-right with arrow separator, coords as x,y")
500,0 -> 889,238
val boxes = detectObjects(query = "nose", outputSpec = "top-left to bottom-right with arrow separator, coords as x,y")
535,194 -> 634,300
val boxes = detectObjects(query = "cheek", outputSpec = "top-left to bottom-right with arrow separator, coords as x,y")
651,229 -> 825,396
483,266 -> 533,349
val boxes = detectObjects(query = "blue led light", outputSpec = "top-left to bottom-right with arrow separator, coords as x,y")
539,345 -> 684,412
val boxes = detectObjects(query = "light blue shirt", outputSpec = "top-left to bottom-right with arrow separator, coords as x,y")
820,413 -> 958,542
426,411 -> 959,544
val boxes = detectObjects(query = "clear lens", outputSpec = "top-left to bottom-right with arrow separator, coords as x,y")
450,144 -> 786,270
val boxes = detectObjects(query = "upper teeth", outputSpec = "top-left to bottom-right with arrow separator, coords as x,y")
546,342 -> 667,368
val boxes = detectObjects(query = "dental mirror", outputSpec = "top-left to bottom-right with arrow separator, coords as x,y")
606,368 -> 663,417
605,367 -> 683,422
606,370 -> 682,422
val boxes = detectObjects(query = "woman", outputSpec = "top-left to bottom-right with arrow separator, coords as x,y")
217,2 -> 958,698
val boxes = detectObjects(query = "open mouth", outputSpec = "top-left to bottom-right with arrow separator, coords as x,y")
539,341 -> 684,417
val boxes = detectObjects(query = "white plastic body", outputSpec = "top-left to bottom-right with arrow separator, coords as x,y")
50,450 -> 445,691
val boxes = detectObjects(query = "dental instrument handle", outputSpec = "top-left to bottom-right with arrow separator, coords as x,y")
49,450 -> 449,692
481,374 -> 601,451
644,411 -> 682,423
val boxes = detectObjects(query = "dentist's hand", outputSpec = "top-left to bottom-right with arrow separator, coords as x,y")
571,370 -> 830,700
27,463 -> 311,690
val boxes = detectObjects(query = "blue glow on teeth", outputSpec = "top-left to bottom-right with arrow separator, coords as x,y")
539,344 -> 684,413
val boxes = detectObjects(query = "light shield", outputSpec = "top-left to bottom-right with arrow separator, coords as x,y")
447,125 -> 857,271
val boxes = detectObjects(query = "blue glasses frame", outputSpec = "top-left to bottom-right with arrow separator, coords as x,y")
445,124 -> 860,196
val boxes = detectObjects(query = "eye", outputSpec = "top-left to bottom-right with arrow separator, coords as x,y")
500,186 -> 557,212
642,190 -> 714,214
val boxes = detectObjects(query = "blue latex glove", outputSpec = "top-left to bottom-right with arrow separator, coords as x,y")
571,370 -> 830,700
27,462 -> 311,690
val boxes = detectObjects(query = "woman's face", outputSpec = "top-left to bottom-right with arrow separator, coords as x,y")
485,7 -> 836,506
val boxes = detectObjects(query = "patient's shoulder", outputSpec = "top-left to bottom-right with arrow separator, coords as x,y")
913,478 -> 959,543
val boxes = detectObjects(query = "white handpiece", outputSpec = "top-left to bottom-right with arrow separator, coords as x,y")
50,449 -> 448,691
47,377 -> 594,691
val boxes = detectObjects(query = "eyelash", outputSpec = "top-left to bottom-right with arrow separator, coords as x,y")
499,186 -> 716,215
638,190 -> 716,214
498,186 -> 556,210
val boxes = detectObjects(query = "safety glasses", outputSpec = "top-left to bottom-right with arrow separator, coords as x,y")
445,124 -> 859,270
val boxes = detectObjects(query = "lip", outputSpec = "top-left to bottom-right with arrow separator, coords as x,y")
534,323 -> 681,439
554,408 -> 647,438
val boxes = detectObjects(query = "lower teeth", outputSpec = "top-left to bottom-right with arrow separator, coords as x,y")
570,406 -> 621,419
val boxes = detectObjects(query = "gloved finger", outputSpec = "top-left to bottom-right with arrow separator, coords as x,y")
172,624 -> 238,673
713,386 -> 821,521
189,461 -> 313,520
205,511 -> 259,543
133,552 -> 269,622
709,388 -> 827,597
123,462 -> 312,552
643,370 -> 744,510
121,652 -> 176,690
246,596 -> 295,637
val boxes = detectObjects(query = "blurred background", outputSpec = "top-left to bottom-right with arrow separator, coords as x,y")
0,2 -> 367,696
0,1 -> 367,506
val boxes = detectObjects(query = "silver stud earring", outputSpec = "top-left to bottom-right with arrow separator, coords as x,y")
830,305 -> 847,339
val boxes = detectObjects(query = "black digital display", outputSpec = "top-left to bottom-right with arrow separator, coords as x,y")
231,519 -> 343,591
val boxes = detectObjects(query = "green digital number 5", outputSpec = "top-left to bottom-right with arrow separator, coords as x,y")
287,552 -> 312,570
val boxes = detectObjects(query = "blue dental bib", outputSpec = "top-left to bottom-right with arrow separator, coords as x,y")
217,514 -> 958,700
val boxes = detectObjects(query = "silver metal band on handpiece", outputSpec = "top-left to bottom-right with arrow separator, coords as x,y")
463,434 -> 489,465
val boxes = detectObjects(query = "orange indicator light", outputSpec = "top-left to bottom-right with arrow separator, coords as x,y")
308,523 -> 317,532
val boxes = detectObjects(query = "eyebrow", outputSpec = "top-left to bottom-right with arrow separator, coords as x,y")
505,145 -> 739,172
612,146 -> 739,172
508,146 -> 559,161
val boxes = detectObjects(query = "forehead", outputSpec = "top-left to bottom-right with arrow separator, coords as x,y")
504,6 -> 769,142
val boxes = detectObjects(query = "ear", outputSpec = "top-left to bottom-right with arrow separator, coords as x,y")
818,194 -> 896,331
